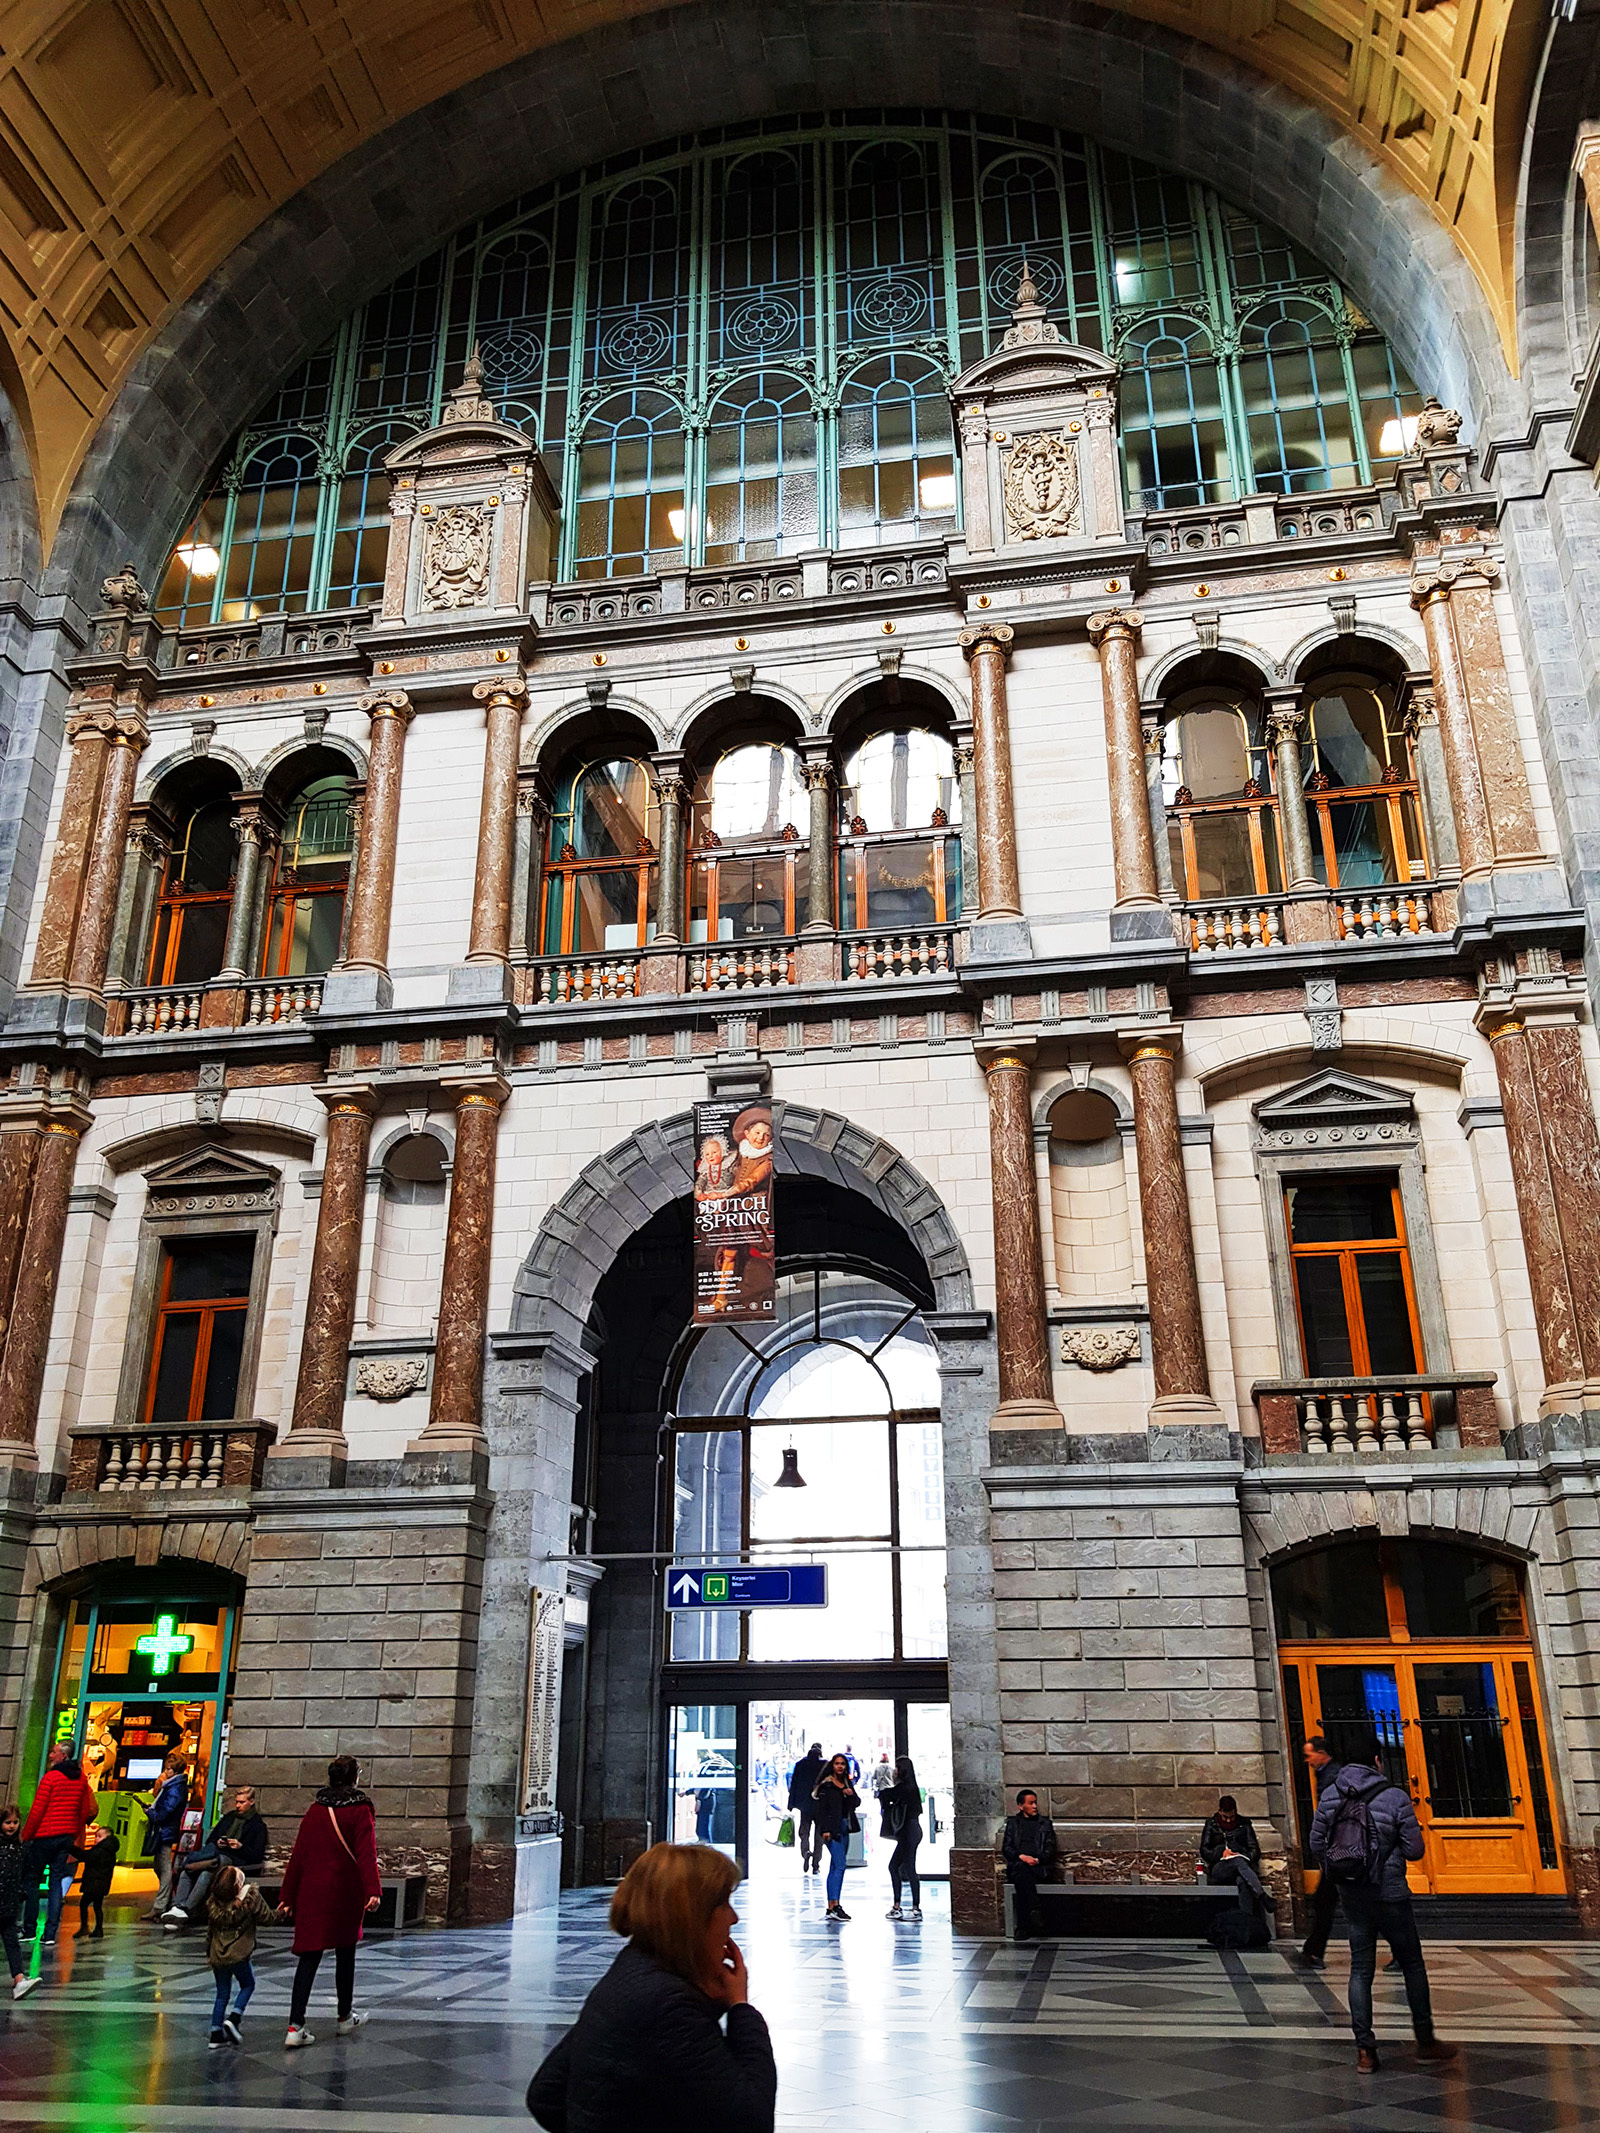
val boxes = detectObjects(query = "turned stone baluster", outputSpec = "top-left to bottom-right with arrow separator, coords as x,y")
1378,1391 -> 1405,1455
1327,1395 -> 1353,1454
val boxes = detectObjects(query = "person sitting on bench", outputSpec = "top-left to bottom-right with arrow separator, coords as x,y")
1001,1789 -> 1057,1942
1199,1796 -> 1261,1885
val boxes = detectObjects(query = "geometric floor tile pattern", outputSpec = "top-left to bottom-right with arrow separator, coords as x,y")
0,1883 -> 1595,2128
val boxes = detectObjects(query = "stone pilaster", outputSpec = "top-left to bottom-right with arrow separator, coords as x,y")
326,690 -> 413,1012
63,712 -> 148,995
28,708 -> 114,989
977,1040 -> 1061,1432
275,1085 -> 375,1477
1120,1030 -> 1220,1437
959,622 -> 1030,959
952,722 -> 978,918
1088,610 -> 1167,940
1403,683 -> 1459,880
462,676 -> 528,983
415,1077 -> 508,1459
0,1105 -> 90,1463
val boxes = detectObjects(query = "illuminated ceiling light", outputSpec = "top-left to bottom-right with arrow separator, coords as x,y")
774,1443 -> 806,1489
174,542 -> 221,579
918,473 -> 956,510
1377,416 -> 1420,457
667,507 -> 686,540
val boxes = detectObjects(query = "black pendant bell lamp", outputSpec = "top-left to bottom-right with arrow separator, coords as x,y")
774,1442 -> 806,1489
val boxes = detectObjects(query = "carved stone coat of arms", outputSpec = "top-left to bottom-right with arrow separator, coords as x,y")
422,503 -> 492,609
1002,430 -> 1081,541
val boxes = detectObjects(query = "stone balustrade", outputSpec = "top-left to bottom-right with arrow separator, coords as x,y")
1185,899 -> 1284,953
842,928 -> 959,981
686,942 -> 795,992
523,955 -> 642,1005
118,985 -> 205,1036
1253,1371 -> 1501,1457
243,978 -> 323,1025
1335,888 -> 1439,940
66,1419 -> 275,1494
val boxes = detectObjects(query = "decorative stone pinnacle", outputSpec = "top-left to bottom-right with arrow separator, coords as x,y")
100,561 -> 149,614
1001,254 -> 1060,350
442,343 -> 496,424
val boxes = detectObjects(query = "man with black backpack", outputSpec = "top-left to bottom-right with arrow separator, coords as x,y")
1309,1729 -> 1457,2073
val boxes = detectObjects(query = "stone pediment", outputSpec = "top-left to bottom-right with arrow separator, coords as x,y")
952,337 -> 1117,398
143,1145 -> 282,1213
1252,1069 -> 1417,1150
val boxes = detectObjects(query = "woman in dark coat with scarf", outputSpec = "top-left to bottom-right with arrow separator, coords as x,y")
276,1754 -> 382,2049
528,1842 -> 775,2133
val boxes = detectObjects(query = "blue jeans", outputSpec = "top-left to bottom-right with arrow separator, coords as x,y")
1340,1888 -> 1434,2051
824,1835 -> 848,1903
211,1959 -> 255,2028
22,1838 -> 73,1941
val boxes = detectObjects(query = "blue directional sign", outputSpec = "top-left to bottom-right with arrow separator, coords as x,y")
665,1565 -> 828,1610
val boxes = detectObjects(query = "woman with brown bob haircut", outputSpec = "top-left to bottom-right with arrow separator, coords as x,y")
527,1842 -> 776,2132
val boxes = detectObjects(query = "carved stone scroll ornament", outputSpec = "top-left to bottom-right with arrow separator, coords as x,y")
422,503 -> 492,609
1002,430 -> 1081,541
353,1356 -> 429,1401
1060,1324 -> 1141,1371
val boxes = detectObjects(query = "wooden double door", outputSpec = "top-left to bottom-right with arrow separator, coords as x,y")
1282,1644 -> 1565,1896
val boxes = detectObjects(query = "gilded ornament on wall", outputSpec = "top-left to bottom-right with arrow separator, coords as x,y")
422,503 -> 492,609
1060,1325 -> 1141,1371
1002,430 -> 1081,541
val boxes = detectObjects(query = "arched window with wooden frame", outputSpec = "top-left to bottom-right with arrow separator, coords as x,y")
837,728 -> 961,931
262,769 -> 357,979
1161,690 -> 1281,901
541,757 -> 660,953
689,743 -> 808,942
1302,672 -> 1428,889
147,790 -> 238,988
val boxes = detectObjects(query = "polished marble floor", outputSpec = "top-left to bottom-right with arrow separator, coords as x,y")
0,1868 -> 1596,2129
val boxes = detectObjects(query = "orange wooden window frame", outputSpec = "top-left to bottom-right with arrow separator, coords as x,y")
1309,778 -> 1428,888
690,847 -> 800,940
838,831 -> 953,929
142,1251 -> 250,1426
539,859 -> 655,955
1285,1178 -> 1425,1376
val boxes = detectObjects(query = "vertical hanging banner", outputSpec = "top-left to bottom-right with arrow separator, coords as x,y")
692,1098 -> 776,1322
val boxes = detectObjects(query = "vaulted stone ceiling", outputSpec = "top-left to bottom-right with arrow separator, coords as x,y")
0,0 -> 1542,556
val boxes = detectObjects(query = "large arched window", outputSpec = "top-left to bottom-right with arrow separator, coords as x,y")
218,436 -> 323,620
837,728 -> 961,930
1162,691 -> 1281,900
147,794 -> 237,987
1303,673 -> 1427,888
154,496 -> 228,627
1239,298 -> 1361,494
541,757 -> 660,953
689,743 -> 808,941
325,424 -> 417,609
1120,315 -> 1230,509
837,355 -> 956,546
472,228 -> 552,433
703,374 -> 818,562
575,390 -> 686,579
262,770 -> 356,978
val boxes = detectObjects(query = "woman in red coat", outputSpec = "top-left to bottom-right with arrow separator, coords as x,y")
276,1754 -> 382,2049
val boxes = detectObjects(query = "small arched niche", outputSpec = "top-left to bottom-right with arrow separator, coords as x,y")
1047,1087 -> 1133,1299
369,1132 -> 449,1335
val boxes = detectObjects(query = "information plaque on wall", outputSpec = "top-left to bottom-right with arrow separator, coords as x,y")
691,1097 -> 776,1324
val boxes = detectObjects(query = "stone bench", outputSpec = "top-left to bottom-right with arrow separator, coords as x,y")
1006,1880 -> 1274,1940
252,1872 -> 428,1931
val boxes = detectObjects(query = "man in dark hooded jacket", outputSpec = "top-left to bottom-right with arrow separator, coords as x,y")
1309,1730 -> 1456,2073
786,1747 -> 824,1874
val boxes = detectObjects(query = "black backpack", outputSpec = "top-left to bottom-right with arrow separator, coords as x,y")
1206,1902 -> 1271,1950
1324,1783 -> 1383,1886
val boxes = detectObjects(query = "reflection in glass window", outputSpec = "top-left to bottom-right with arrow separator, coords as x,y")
148,794 -> 237,988
1303,675 -> 1427,890
1162,695 -> 1281,902
263,773 -> 355,980
837,729 -> 962,931
542,758 -> 660,953
690,744 -> 808,941
838,355 -> 956,546
672,1432 -> 742,1661
576,390 -> 686,579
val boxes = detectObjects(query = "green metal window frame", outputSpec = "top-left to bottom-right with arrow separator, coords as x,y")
155,110 -> 1421,619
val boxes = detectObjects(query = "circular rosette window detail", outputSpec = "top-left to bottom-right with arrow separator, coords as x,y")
854,277 -> 930,333
600,313 -> 674,372
726,294 -> 801,352
986,252 -> 1065,311
478,325 -> 544,383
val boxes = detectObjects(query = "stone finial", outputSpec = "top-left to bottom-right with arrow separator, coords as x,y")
1001,254 -> 1061,350
441,343 -> 496,425
1414,395 -> 1464,448
100,561 -> 148,613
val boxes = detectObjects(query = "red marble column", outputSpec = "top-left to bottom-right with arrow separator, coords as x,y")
0,1118 -> 42,1349
959,623 -> 1024,926
0,1108 -> 89,1459
284,1088 -> 375,1452
342,691 -> 415,974
979,1043 -> 1061,1430
1411,563 -> 1542,881
418,1079 -> 507,1454
30,710 -> 115,987
466,677 -> 527,965
1122,1033 -> 1217,1420
66,715 -> 149,994
1087,609 -> 1161,912
1411,578 -> 1494,883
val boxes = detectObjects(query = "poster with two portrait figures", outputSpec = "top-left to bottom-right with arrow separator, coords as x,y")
692,1098 -> 775,1323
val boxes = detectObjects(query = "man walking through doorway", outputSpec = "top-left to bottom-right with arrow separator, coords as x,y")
787,1744 -> 823,1874
1296,1735 -> 1338,1968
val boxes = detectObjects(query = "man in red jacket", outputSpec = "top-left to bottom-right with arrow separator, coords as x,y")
21,1746 -> 97,1945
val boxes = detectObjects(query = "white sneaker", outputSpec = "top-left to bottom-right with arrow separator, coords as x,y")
337,2011 -> 368,2035
11,1976 -> 38,2001
163,1908 -> 187,1922
911,1907 -> 923,1920
886,1906 -> 903,1919
284,2025 -> 315,2049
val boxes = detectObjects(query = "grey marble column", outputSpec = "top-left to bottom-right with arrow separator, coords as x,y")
1265,690 -> 1319,891
1404,683 -> 1459,879
1142,714 -> 1175,897
651,753 -> 688,944
800,744 -> 835,933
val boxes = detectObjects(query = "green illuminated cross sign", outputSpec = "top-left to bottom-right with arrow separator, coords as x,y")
135,1615 -> 192,1676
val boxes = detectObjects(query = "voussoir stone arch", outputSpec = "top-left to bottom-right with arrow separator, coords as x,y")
1033,1073 -> 1130,1132
1241,1484 -> 1544,1575
136,743 -> 253,805
1190,1013 -> 1476,1100
1282,620 -> 1426,681
252,729 -> 370,790
522,694 -> 667,773
1140,635 -> 1279,702
819,662 -> 967,733
24,1513 -> 254,1601
510,1100 -> 973,1344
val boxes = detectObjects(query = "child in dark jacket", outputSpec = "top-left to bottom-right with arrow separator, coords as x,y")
0,1807 -> 40,1999
204,1863 -> 273,2049
68,1824 -> 116,1939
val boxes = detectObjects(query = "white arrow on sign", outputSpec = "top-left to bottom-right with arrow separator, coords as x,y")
670,1572 -> 700,1603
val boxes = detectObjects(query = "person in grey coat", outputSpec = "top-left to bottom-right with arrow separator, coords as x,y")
1309,1730 -> 1457,2074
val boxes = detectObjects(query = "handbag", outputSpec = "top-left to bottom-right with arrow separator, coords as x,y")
777,1814 -> 795,1848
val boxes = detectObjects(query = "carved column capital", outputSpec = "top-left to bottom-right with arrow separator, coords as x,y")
1264,701 -> 1306,747
1087,608 -> 1142,647
358,688 -> 415,726
959,621 -> 1015,663
472,674 -> 529,710
314,1082 -> 377,1119
1118,1025 -> 1181,1066
65,706 -> 118,746
1403,685 -> 1438,735
1140,713 -> 1163,759
445,1072 -> 511,1113
800,757 -> 835,794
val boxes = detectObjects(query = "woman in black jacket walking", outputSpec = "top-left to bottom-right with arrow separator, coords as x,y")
527,1843 -> 775,2133
811,1753 -> 860,1923
881,1757 -> 924,1922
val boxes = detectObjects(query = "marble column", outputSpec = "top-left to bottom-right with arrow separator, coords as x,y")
1410,576 -> 1493,881
1265,691 -> 1318,891
65,715 -> 149,995
651,754 -> 688,944
798,744 -> 835,934
418,1078 -> 507,1456
1404,684 -> 1460,880
218,804 -> 274,980
0,1113 -> 43,1350
952,723 -> 978,918
466,677 -> 528,966
1121,1031 -> 1218,1427
282,1086 -> 375,1463
29,709 -> 114,988
1088,610 -> 1167,938
1142,714 -> 1175,898
1484,1014 -> 1585,1397
958,622 -> 1029,956
978,1041 -> 1062,1431
0,1107 -> 89,1460
332,690 -> 414,1005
